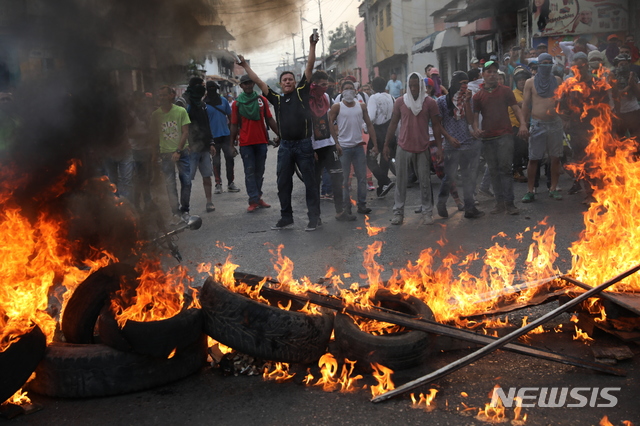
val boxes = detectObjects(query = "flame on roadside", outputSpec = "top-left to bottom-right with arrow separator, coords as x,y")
364,215 -> 384,236
573,325 -> 594,342
410,389 -> 438,412
370,363 -> 394,398
3,388 -> 31,406
307,353 -> 363,393
263,362 -> 296,383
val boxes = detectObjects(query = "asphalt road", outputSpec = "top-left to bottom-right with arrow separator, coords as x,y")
10,150 -> 640,426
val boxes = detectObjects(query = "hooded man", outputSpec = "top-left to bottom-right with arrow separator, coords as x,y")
204,80 -> 237,194
185,79 -> 217,213
521,52 -> 564,203
612,53 -> 640,142
472,60 -> 528,215
382,72 -> 443,226
436,71 -> 484,219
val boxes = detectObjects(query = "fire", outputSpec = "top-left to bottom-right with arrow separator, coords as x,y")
410,389 -> 438,412
111,256 -> 193,328
0,167 -> 115,350
370,363 -> 394,398
263,362 -> 296,383
3,388 -> 31,406
307,353 -> 363,393
573,325 -> 594,342
600,417 -> 614,426
364,215 -> 385,236
476,397 -> 507,423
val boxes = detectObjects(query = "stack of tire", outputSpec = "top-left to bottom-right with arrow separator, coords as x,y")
0,325 -> 46,404
27,263 -> 207,398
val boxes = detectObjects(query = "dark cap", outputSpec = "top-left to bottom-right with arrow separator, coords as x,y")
240,74 -> 253,84
206,80 -> 219,90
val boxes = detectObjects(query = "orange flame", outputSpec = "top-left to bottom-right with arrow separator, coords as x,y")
410,389 -> 438,412
308,353 -> 363,393
263,362 -> 296,383
573,325 -> 594,342
370,363 -> 395,398
364,215 -> 385,236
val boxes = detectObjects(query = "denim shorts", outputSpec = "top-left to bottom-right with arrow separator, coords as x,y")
528,118 -> 564,161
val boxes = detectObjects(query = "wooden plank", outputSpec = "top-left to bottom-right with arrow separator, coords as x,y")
560,275 -> 640,316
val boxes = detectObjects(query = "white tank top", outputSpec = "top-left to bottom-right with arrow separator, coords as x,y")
336,102 -> 364,148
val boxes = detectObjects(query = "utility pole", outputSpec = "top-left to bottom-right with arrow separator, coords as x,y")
316,0 -> 326,59
291,33 -> 297,67
300,9 -> 306,61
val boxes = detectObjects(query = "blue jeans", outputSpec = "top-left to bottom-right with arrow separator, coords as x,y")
160,151 -> 192,215
340,145 -> 368,211
240,143 -> 268,204
438,143 -> 481,212
483,134 -> 515,204
276,138 -> 319,220
103,150 -> 134,201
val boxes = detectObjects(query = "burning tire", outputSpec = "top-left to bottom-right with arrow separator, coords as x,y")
0,325 -> 46,404
27,335 -> 207,398
62,262 -> 138,344
97,307 -> 203,359
333,289 -> 434,370
200,276 -> 334,364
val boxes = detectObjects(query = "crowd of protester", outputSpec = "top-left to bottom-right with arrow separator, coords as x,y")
100,32 -> 639,230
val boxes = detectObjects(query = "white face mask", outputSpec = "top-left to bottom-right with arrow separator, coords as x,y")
342,89 -> 356,102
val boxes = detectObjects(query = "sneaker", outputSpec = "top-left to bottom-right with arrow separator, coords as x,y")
568,181 -> 582,195
420,215 -> 435,225
456,201 -> 465,211
214,184 -> 222,194
478,189 -> 494,199
357,206 -> 372,214
247,203 -> 260,213
415,206 -> 423,214
228,182 -> 240,193
336,211 -> 357,221
513,171 -> 528,183
170,214 -> 183,226
206,202 -> 215,212
271,217 -> 294,230
505,203 -> 520,215
257,199 -> 271,208
378,182 -> 395,198
367,182 -> 376,191
490,203 -> 506,215
522,192 -> 535,203
436,203 -> 448,218
305,217 -> 322,232
549,190 -> 563,200
464,208 -> 485,219
391,214 -> 404,225
181,212 -> 191,223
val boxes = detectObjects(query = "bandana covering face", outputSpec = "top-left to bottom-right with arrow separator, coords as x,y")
534,53 -> 558,98
446,71 -> 469,120
309,83 -> 330,118
342,89 -> 356,103
403,72 -> 426,116
236,90 -> 260,120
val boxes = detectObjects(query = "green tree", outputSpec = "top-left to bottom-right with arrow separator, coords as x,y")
328,22 -> 355,53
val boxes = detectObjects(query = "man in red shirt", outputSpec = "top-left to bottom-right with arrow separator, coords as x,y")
230,73 -> 279,212
472,61 -> 528,215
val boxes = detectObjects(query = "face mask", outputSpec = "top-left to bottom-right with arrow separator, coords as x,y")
342,89 -> 356,102
310,83 -> 327,95
538,63 -> 553,77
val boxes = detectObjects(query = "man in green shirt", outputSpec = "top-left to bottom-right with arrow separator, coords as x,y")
150,85 -> 192,224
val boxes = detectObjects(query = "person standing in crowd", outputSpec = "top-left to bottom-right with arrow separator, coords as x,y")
185,78 -> 217,213
308,70 -> 355,222
172,87 -> 187,109
625,35 -> 640,64
386,73 -> 403,99
436,71 -> 484,219
329,79 -> 377,216
612,53 -> 640,143
472,61 -> 528,215
367,76 -> 396,198
521,53 -> 564,203
151,85 -> 191,225
469,58 -> 480,70
204,81 -> 238,194
429,68 -> 448,96
559,37 -> 597,69
230,73 -> 279,213
510,67 -> 531,183
588,50 -> 605,74
240,35 -> 321,231
605,34 -> 622,67
383,73 -> 443,226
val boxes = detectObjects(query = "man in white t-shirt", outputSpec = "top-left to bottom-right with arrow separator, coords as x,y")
367,76 -> 396,197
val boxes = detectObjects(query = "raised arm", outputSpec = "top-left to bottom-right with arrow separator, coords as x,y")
238,55 -> 269,96
305,34 -> 318,83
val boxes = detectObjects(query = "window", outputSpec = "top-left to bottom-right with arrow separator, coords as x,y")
386,4 -> 391,27
379,10 -> 384,30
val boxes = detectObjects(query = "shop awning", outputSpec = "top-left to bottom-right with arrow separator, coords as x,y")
412,31 -> 442,54
432,28 -> 467,50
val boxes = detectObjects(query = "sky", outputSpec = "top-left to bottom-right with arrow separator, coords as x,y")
223,0 -> 363,79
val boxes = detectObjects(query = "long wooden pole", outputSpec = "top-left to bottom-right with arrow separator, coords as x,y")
370,263 -> 640,403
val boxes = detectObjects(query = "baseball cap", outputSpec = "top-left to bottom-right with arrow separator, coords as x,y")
430,68 -> 440,75
240,74 -> 253,84
470,57 -> 479,64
